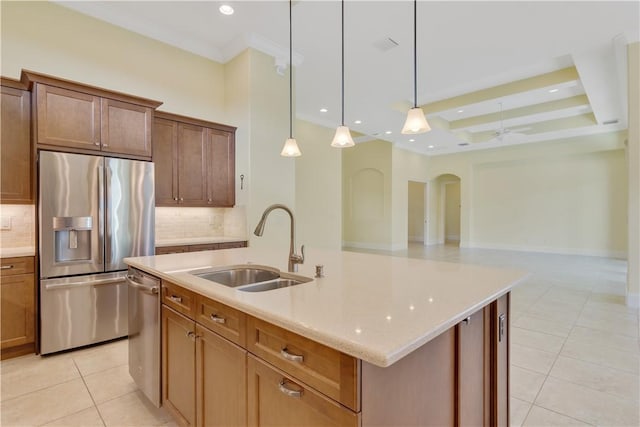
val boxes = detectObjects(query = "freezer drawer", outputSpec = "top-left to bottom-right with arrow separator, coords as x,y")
40,272 -> 128,354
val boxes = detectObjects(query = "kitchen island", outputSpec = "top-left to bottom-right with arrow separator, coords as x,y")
125,247 -> 527,426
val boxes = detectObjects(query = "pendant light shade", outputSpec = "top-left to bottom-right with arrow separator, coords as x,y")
331,126 -> 355,147
332,0 -> 354,149
281,138 -> 301,156
280,0 -> 301,157
402,0 -> 431,135
402,107 -> 431,134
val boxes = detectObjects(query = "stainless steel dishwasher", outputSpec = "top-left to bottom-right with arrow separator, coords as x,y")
127,267 -> 161,407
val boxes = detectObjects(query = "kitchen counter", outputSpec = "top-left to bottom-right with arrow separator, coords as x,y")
125,247 -> 527,367
0,246 -> 36,258
155,236 -> 247,247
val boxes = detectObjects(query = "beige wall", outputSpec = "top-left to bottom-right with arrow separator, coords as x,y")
407,181 -> 425,242
342,140 -> 393,249
627,42 -> 640,307
1,1 -> 225,121
295,120 -> 342,250
428,132 -> 628,257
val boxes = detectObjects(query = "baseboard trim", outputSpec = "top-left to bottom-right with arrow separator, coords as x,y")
465,242 -> 627,259
342,241 -> 406,251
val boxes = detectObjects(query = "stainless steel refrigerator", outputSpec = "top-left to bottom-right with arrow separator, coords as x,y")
39,151 -> 154,354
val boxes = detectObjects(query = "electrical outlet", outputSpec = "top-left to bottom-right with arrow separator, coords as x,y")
1,216 -> 12,231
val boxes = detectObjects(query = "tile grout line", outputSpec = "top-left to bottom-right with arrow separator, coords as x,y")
71,358 -> 107,427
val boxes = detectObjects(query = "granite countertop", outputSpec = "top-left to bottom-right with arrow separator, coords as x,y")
155,236 -> 248,247
0,246 -> 36,258
125,247 -> 527,367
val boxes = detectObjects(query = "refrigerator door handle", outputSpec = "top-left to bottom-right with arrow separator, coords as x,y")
97,164 -> 105,267
45,276 -> 125,290
103,164 -> 110,267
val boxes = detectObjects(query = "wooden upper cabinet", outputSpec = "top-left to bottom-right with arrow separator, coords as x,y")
100,98 -> 152,157
1,84 -> 32,203
207,129 -> 235,207
35,84 -> 101,150
178,123 -> 208,206
152,118 -> 178,205
153,112 -> 236,208
24,70 -> 161,159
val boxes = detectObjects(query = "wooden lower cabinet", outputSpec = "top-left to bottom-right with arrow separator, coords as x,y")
155,241 -> 247,255
162,306 -> 196,426
0,256 -> 36,360
161,287 -> 510,427
162,305 -> 247,427
196,324 -> 246,427
247,355 -> 360,427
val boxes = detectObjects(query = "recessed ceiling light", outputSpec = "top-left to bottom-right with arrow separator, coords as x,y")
219,4 -> 234,15
320,108 -> 328,113
354,120 -> 362,124
457,109 -> 464,113
385,131 -> 392,135
409,138 -> 415,142
548,88 -> 559,93
428,145 -> 434,148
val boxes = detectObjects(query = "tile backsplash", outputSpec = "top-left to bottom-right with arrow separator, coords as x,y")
155,206 -> 247,240
0,205 -> 35,249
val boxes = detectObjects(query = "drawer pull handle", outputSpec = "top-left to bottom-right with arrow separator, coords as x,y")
278,380 -> 303,398
186,331 -> 199,341
210,314 -> 226,324
281,347 -> 303,363
168,295 -> 183,303
1,265 -> 14,270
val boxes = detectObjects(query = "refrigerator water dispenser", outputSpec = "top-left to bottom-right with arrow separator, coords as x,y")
53,216 -> 93,262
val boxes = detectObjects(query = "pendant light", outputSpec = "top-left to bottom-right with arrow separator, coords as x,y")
331,0 -> 355,148
401,0 -> 431,135
280,0 -> 301,157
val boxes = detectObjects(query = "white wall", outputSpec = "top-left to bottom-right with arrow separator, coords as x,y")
444,181 -> 461,242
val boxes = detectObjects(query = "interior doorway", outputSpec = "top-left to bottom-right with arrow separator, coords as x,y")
426,174 -> 461,246
407,181 -> 426,245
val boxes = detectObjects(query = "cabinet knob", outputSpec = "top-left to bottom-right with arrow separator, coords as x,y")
180,197 -> 184,202
173,197 -> 178,201
94,142 -> 100,146
208,198 -> 212,203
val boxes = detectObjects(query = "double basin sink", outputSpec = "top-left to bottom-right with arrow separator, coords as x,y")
189,265 -> 312,292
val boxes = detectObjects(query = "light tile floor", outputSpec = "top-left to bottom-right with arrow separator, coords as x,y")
1,244 -> 638,426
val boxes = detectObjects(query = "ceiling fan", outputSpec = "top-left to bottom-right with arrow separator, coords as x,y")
491,102 -> 529,142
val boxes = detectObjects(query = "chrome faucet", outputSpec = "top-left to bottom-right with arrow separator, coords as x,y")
254,204 -> 304,272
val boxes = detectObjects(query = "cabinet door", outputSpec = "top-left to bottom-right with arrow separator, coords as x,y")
153,118 -> 178,205
195,324 -> 247,427
206,129 -> 235,207
0,86 -> 32,203
247,355 -> 359,427
177,123 -> 207,205
101,98 -> 152,157
36,84 -> 100,150
0,274 -> 35,351
458,308 -> 490,426
162,306 -> 196,426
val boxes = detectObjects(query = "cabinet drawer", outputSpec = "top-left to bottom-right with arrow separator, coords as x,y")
188,244 -> 218,252
196,295 -> 246,347
247,316 -> 360,411
162,280 -> 196,318
1,257 -> 34,276
217,241 -> 247,249
155,246 -> 187,255
247,355 -> 359,427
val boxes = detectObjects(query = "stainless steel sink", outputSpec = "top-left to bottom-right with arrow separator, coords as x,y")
193,265 -> 279,287
190,264 -> 312,292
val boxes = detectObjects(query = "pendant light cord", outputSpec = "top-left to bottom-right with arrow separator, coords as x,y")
341,0 -> 345,126
413,0 -> 417,109
289,0 -> 293,138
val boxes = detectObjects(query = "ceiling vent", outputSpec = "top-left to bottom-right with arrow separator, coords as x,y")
373,37 -> 399,52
